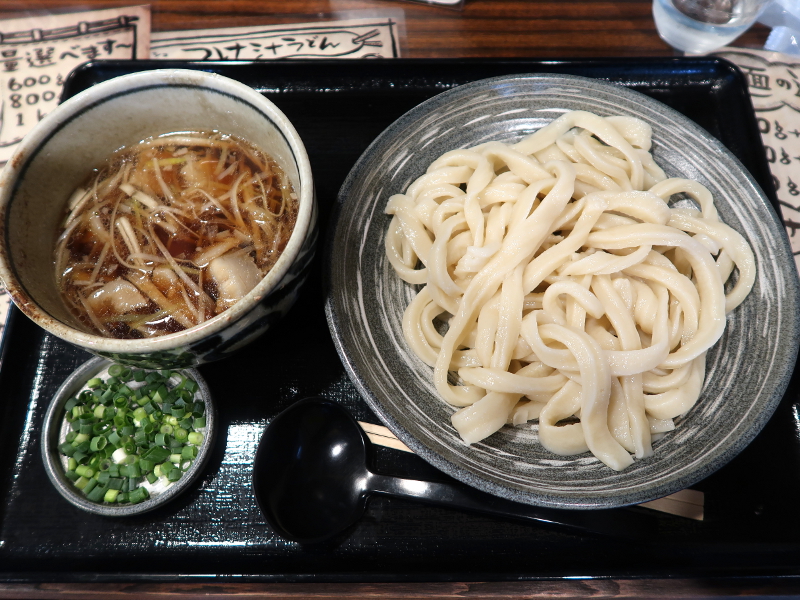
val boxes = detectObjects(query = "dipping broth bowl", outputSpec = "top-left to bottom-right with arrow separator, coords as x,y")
0,69 -> 317,368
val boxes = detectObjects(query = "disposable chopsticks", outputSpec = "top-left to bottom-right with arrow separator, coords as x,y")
358,420 -> 704,521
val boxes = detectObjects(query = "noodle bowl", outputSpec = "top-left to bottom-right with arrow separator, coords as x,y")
327,73 -> 799,507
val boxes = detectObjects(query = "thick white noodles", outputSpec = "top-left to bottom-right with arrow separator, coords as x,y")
384,110 -> 755,471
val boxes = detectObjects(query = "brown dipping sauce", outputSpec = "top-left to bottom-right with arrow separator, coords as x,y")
54,131 -> 298,339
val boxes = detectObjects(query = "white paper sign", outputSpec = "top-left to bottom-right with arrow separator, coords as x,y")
0,6 -> 150,162
715,47 -> 800,274
151,17 -> 401,60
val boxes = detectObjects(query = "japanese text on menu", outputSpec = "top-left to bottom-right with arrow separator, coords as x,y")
0,6 -> 150,163
150,18 -> 401,60
717,48 -> 800,273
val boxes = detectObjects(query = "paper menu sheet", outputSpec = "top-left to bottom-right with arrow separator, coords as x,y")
715,47 -> 800,274
0,6 -> 150,163
150,17 -> 401,60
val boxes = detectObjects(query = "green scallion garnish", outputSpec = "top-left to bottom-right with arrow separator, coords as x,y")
58,365 -> 206,506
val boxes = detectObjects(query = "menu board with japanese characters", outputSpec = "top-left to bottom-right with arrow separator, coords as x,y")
716,47 -> 800,273
0,6 -> 150,161
150,17 -> 401,60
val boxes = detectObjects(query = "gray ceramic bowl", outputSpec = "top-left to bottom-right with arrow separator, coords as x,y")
325,74 -> 800,509
0,69 -> 316,368
41,357 -> 216,516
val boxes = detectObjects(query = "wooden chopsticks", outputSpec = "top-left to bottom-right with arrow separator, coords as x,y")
359,420 -> 413,453
358,420 -> 704,520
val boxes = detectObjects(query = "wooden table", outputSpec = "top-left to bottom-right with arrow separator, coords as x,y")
0,0 -> 771,56
0,0 -> 784,597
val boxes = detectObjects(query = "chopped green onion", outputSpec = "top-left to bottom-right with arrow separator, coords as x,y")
87,486 -> 107,502
57,365 -> 206,505
89,436 -> 107,452
128,486 -> 149,504
143,446 -> 170,463
75,464 -> 95,478
92,422 -> 110,435
111,447 -> 128,464
82,478 -> 98,495
181,445 -> 198,460
59,442 -> 77,457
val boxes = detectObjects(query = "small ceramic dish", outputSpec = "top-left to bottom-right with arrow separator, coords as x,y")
41,356 -> 216,516
325,73 -> 800,509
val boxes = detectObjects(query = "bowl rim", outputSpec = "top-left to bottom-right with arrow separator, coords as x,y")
40,356 -> 217,516
325,72 -> 800,509
0,68 -> 314,354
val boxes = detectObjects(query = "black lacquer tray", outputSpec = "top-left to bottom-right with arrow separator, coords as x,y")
1,58 -> 799,583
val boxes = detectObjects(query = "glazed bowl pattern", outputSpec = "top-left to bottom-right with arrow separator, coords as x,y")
325,74 -> 800,509
0,69 -> 316,368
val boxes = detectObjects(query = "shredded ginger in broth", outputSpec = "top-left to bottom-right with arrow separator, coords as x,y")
54,131 -> 298,339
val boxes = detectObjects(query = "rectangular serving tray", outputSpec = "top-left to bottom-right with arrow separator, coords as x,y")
1,57 -> 798,583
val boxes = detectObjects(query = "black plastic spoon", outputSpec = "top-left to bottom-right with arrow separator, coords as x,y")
253,397 -> 655,544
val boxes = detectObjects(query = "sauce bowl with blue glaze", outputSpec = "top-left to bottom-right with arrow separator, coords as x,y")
0,69 -> 316,368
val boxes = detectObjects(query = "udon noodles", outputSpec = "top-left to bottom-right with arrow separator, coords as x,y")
384,110 -> 755,471
54,131 -> 298,339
